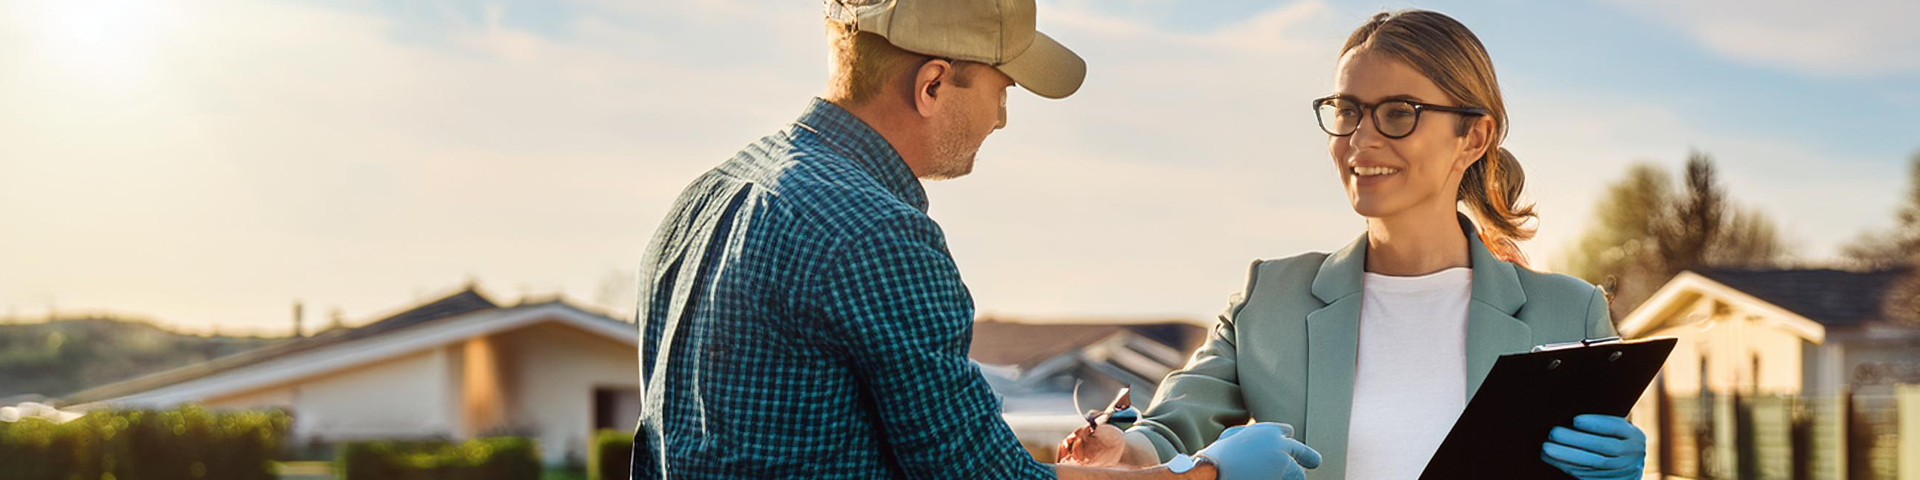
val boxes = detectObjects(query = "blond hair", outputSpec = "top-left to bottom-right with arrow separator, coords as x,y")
1341,10 -> 1537,266
826,20 -> 981,106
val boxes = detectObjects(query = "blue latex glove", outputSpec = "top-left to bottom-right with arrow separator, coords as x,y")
1195,422 -> 1321,480
1541,414 -> 1647,480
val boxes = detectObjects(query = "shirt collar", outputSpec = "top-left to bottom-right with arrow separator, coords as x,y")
793,98 -> 929,212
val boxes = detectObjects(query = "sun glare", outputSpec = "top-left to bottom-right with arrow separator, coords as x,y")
27,0 -> 173,89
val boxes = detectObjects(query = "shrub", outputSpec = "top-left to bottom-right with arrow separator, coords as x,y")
587,429 -> 632,480
0,405 -> 290,480
336,436 -> 540,480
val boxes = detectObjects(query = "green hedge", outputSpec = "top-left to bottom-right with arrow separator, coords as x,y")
588,429 -> 632,480
336,436 -> 540,480
0,405 -> 290,480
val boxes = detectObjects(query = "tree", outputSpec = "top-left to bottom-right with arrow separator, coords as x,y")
1655,154 -> 1726,274
1884,274 -> 1920,326
1563,164 -> 1671,316
1837,148 -> 1920,326
594,268 -> 638,322
1841,149 -> 1920,269
1707,209 -> 1786,266
1563,151 -> 1788,322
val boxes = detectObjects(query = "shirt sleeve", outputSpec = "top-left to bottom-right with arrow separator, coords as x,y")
812,213 -> 1055,480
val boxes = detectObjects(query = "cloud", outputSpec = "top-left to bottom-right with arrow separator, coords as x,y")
935,0 -> 1900,317
0,0 -> 825,330
0,0 -> 1896,332
1600,0 -> 1920,78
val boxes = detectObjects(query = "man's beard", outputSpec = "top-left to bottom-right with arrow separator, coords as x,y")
922,117 -> 981,181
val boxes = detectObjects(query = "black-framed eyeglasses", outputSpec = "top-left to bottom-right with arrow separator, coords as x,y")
1312,95 -> 1488,139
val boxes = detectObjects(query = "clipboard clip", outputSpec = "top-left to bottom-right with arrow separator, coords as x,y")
1530,336 -> 1623,353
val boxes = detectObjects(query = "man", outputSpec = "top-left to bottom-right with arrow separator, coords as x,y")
630,1 -> 1315,478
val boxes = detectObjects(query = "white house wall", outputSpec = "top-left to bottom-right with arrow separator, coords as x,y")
493,321 -> 640,464
205,348 -> 459,440
1806,341 -> 1847,397
1840,340 -> 1920,397
1640,295 -> 1810,397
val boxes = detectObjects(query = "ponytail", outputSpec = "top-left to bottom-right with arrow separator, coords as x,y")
1460,146 -> 1536,266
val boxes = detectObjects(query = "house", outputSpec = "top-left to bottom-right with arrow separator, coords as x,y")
968,317 -> 1208,454
1617,267 -> 1920,479
62,287 -> 642,466
59,288 -> 1214,466
1621,268 -> 1920,399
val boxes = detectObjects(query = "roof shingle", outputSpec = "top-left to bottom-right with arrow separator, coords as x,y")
1696,267 -> 1914,327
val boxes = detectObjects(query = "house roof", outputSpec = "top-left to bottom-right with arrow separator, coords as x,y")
1696,267 -> 1913,327
968,317 -> 1205,369
62,288 -> 633,407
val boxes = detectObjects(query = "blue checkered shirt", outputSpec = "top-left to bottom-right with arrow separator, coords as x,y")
629,98 -> 1055,479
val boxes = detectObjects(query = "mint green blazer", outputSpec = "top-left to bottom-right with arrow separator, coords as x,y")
1126,217 -> 1617,479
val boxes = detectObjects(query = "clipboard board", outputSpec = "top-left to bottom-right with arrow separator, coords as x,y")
1418,337 -> 1676,480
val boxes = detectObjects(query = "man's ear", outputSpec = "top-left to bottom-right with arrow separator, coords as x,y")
911,59 -> 953,118
1455,116 -> 1495,171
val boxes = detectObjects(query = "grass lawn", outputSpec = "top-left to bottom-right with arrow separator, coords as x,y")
543,467 -> 589,480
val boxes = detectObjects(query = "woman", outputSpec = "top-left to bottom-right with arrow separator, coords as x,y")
1057,10 -> 1647,480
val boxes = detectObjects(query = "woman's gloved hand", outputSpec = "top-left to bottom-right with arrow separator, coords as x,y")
1541,414 -> 1646,480
1195,423 -> 1320,480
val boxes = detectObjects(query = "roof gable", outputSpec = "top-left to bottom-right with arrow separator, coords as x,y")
1620,272 -> 1830,342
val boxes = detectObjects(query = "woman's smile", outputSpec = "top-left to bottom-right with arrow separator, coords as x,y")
1349,163 -> 1402,188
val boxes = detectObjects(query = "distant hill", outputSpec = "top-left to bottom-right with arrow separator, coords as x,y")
0,317 -> 286,400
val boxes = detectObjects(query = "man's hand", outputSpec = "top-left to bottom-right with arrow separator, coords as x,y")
1195,423 -> 1320,480
1059,412 -> 1128,466
1541,414 -> 1646,480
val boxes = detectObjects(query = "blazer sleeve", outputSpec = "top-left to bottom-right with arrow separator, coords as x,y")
1123,261 -> 1262,462
1584,284 -> 1618,339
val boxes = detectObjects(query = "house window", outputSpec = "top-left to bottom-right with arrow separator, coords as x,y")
593,386 -> 642,432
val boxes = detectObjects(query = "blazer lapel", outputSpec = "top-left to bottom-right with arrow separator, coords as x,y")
1304,234 -> 1366,479
1461,216 -> 1532,400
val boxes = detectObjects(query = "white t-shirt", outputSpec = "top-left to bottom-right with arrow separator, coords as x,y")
1344,267 -> 1473,480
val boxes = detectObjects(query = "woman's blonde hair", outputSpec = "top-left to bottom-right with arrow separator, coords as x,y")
1341,10 -> 1537,266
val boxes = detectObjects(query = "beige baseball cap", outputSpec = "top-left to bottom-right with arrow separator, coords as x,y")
827,0 -> 1087,99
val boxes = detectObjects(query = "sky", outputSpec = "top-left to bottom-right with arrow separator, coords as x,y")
1,0 -> 1916,335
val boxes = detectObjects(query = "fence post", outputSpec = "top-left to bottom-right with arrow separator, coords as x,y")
1899,384 -> 1919,480
1716,393 -> 1739,479
1807,389 -> 1849,480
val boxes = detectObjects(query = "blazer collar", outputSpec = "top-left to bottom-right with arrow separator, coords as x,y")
1309,213 -> 1526,314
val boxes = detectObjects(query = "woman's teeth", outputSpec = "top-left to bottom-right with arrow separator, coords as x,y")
1353,166 -> 1399,177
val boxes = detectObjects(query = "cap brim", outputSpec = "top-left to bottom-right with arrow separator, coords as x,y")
996,32 -> 1085,100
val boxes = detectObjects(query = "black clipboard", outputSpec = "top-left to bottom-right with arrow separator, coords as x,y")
1418,337 -> 1676,480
